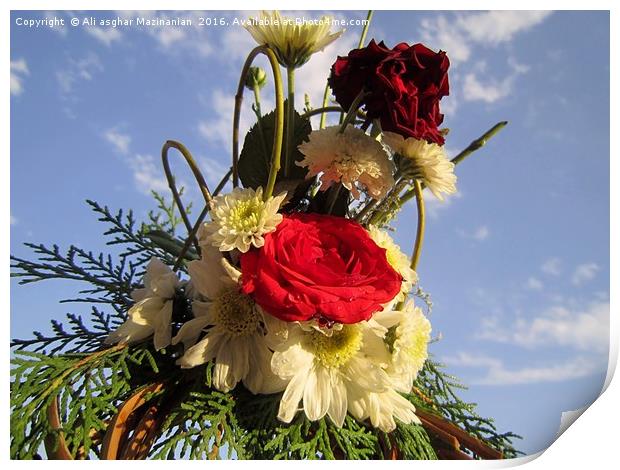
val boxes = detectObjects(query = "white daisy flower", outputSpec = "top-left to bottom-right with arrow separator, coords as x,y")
105,258 -> 178,350
298,126 -> 395,199
382,132 -> 457,201
176,247 -> 286,394
348,388 -> 421,432
270,320 -> 395,428
367,225 -> 418,303
201,187 -> 286,253
373,300 -> 432,393
244,10 -> 344,69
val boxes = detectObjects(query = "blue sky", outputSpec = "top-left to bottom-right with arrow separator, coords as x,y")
10,10 -> 610,456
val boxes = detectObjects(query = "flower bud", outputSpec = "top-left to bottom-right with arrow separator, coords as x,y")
245,66 -> 267,91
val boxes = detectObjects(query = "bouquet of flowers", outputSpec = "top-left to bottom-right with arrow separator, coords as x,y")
11,11 -> 519,460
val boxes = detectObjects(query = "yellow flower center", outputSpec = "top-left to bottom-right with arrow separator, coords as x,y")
227,198 -> 262,233
212,288 -> 260,337
308,325 -> 363,369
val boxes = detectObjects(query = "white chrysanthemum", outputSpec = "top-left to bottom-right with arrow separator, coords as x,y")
372,300 -> 431,392
175,247 -> 286,394
244,10 -> 344,68
201,187 -> 286,253
298,126 -> 395,199
383,132 -> 457,201
270,320 -> 419,431
368,225 -> 418,303
105,258 -> 178,350
348,388 -> 421,432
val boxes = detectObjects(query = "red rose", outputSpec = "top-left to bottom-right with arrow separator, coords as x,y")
239,213 -> 402,324
328,39 -> 450,145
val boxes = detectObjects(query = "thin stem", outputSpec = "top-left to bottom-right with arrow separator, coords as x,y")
233,46 -> 285,189
319,84 -> 331,129
173,204 -> 210,271
326,184 -> 342,215
410,179 -> 425,271
357,11 -> 374,48
284,67 -> 295,178
302,106 -> 343,119
213,167 -> 232,196
339,90 -> 367,133
354,198 -> 378,222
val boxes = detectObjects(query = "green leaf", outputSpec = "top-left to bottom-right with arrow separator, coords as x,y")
239,100 -> 311,190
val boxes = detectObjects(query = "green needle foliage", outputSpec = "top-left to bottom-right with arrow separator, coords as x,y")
10,196 -> 521,460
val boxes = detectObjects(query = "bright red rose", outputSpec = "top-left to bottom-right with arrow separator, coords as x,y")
239,213 -> 402,324
328,39 -> 450,145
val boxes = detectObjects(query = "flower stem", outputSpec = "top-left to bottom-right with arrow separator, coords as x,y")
410,179 -> 425,271
233,46 -> 285,198
284,67 -> 296,178
326,184 -> 342,215
319,84 -> 331,129
338,90 -> 367,134
357,11 -> 374,49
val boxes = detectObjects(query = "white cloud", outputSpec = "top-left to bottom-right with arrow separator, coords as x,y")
198,89 -> 252,151
457,224 -> 490,241
127,154 -> 170,195
424,188 -> 462,219
85,26 -> 123,46
104,128 -> 131,154
444,352 -> 601,386
10,214 -> 19,226
526,277 -> 544,291
199,156 -> 231,188
457,11 -> 552,46
541,257 -> 562,276
44,11 -> 68,35
477,302 -> 610,353
463,73 -> 514,103
572,263 -> 600,286
56,52 -> 103,95
10,59 -> 30,96
421,11 -> 552,65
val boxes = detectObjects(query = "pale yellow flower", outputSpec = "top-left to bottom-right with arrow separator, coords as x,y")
368,225 -> 417,303
372,300 -> 432,392
176,247 -> 286,394
105,258 -> 178,350
244,10 -> 344,68
383,132 -> 457,201
201,187 -> 286,254
298,126 -> 395,199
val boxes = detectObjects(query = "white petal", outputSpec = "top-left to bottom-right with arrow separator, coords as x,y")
213,340 -> 235,392
327,374 -> 347,427
271,343 -> 314,378
152,300 -> 173,350
171,316 -> 212,349
303,366 -> 331,421
278,370 -> 310,423
177,330 -> 222,368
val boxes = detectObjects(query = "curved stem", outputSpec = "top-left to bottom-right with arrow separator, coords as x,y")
233,46 -> 285,197
302,106 -> 343,119
284,67 -> 295,178
213,167 -> 232,197
410,179 -> 425,271
161,140 -> 214,254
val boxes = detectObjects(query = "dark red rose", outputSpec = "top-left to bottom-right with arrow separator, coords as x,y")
328,39 -> 450,145
239,212 -> 402,324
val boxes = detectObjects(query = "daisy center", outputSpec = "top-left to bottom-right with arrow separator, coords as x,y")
212,288 -> 260,337
227,199 -> 262,233
308,325 -> 363,369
